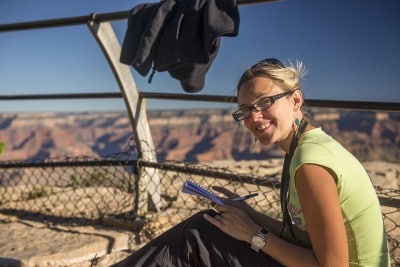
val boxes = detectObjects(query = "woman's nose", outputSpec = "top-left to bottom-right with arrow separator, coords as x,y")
248,109 -> 262,121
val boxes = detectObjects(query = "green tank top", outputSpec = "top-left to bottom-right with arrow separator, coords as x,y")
288,128 -> 390,266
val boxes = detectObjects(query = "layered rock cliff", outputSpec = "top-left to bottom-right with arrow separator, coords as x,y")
0,108 -> 399,162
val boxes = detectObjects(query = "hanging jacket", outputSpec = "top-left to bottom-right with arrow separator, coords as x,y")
120,0 -> 239,93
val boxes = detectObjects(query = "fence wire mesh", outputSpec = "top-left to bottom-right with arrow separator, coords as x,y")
0,139 -> 399,265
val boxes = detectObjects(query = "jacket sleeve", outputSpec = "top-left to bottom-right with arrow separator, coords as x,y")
120,3 -> 159,76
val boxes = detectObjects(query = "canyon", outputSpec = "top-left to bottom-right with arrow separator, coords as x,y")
0,108 -> 399,163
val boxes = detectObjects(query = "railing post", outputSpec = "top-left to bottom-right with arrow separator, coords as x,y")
87,20 -> 161,213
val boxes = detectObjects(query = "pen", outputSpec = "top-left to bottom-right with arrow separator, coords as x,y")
231,193 -> 258,201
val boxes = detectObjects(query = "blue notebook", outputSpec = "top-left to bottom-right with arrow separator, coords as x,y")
182,180 -> 225,205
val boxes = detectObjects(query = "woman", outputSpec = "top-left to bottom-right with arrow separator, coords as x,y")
113,58 -> 390,266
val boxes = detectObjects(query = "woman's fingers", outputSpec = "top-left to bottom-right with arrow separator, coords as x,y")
212,186 -> 239,198
214,204 -> 236,213
204,213 -> 224,227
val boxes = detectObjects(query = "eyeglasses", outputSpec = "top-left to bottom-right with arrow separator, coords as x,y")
232,91 -> 292,121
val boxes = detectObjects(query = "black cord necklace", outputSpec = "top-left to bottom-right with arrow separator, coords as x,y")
279,118 -> 308,242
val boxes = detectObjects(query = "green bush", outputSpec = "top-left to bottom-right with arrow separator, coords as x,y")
69,171 -> 104,190
27,185 -> 52,200
0,141 -> 5,156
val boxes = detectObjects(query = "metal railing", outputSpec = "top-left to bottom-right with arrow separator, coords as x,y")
1,8 -> 399,265
1,91 -> 400,111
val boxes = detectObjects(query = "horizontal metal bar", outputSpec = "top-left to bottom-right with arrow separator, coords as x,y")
141,92 -> 400,111
0,159 -> 138,170
140,92 -> 236,103
378,196 -> 400,209
0,0 -> 277,33
305,99 -> 400,112
138,160 -> 277,187
0,92 -> 122,100
0,11 -> 130,32
1,92 -> 398,111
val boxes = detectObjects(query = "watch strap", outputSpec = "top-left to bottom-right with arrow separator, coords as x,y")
257,227 -> 269,238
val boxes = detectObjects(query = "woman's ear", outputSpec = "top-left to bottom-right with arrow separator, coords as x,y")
291,90 -> 303,111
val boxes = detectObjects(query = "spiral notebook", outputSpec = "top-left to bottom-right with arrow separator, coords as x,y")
182,180 -> 225,205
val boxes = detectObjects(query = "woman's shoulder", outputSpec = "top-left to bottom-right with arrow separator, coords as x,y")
293,127 -> 365,177
293,127 -> 361,171
298,127 -> 347,155
296,128 -> 335,157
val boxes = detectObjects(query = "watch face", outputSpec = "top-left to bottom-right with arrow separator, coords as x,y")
252,235 -> 265,250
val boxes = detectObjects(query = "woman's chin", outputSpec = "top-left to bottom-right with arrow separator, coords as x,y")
258,136 -> 274,146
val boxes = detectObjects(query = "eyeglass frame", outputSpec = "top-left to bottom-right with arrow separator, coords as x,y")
232,91 -> 293,121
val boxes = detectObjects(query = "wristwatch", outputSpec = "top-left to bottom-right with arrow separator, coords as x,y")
251,228 -> 269,252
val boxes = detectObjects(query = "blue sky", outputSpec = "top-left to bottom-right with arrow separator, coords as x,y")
0,0 -> 399,112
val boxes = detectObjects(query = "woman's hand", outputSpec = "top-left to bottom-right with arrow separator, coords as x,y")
203,204 -> 260,243
212,186 -> 256,214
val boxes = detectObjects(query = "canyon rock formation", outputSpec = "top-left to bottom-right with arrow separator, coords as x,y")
0,108 -> 399,163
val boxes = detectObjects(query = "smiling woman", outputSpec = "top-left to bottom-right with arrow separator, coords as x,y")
112,58 -> 391,267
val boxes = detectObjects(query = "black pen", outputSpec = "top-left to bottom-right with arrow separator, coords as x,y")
232,193 -> 258,201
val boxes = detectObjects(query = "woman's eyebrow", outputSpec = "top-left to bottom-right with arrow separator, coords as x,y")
238,95 -> 267,108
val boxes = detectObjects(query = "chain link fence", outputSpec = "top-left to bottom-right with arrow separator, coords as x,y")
0,138 -> 399,265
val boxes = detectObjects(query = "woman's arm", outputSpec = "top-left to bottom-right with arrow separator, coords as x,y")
293,163 -> 348,266
206,163 -> 348,266
255,164 -> 348,266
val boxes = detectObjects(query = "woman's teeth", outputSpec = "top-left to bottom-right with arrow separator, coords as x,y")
256,122 -> 271,131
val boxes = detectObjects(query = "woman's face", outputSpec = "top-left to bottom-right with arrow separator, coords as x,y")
238,76 -> 296,149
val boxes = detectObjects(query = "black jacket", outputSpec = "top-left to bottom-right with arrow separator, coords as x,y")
120,0 -> 239,92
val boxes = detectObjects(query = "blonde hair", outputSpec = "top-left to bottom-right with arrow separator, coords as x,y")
236,58 -> 306,95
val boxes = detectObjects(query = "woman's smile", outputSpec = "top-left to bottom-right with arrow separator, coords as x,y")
255,121 -> 272,133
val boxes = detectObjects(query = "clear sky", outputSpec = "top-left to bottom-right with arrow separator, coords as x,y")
0,0 -> 399,112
